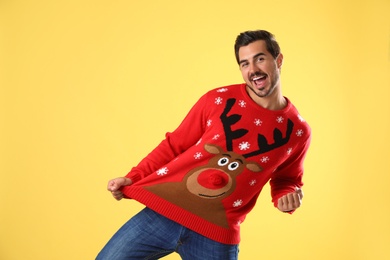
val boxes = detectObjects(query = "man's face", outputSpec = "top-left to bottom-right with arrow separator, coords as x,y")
238,40 -> 283,98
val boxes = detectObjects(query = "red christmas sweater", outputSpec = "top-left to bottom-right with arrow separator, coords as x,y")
122,83 -> 311,245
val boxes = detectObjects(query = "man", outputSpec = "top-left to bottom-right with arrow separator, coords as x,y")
97,30 -> 311,260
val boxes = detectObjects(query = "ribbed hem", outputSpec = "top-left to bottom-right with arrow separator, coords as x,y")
125,171 -> 143,184
121,186 -> 240,245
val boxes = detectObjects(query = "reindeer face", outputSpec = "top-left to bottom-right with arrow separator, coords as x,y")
186,144 -> 262,199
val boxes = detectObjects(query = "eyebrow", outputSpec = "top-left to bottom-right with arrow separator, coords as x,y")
236,158 -> 243,164
239,52 -> 266,65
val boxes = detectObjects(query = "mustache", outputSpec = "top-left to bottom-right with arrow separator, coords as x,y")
249,72 -> 266,80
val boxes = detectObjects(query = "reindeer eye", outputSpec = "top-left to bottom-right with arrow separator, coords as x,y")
218,157 -> 229,166
228,162 -> 240,171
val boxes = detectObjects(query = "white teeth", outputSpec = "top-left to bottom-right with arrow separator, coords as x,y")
252,76 -> 265,81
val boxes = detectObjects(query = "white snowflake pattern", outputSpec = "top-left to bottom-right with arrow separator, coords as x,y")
217,88 -> 228,93
276,116 -> 284,123
215,97 -> 223,105
156,167 -> 169,176
260,156 -> 270,163
296,129 -> 304,137
233,199 -> 243,207
238,141 -> 250,151
249,180 -> 257,186
238,100 -> 246,108
298,114 -> 305,122
212,134 -> 220,140
196,138 -> 202,146
236,220 -> 243,226
207,120 -> 212,127
194,152 -> 203,159
287,148 -> 293,155
254,119 -> 263,126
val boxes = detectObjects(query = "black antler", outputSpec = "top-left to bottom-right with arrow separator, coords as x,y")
242,119 -> 293,158
220,98 -> 294,158
220,98 -> 248,151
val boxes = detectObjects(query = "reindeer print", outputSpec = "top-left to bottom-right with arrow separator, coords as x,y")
144,143 -> 262,228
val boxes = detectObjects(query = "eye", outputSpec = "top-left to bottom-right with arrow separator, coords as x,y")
218,157 -> 229,166
256,56 -> 265,62
240,62 -> 249,69
228,162 -> 240,171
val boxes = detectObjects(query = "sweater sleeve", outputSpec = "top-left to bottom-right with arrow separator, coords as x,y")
269,134 -> 311,212
125,93 -> 209,183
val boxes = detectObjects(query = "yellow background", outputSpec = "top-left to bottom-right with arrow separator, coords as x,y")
1,0 -> 389,259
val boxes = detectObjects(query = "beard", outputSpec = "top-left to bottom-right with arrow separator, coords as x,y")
247,73 -> 280,98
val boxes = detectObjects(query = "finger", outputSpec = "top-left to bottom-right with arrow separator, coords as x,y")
112,191 -> 123,200
108,180 -> 120,192
277,197 -> 285,211
111,190 -> 122,196
281,195 -> 289,210
114,195 -> 123,200
287,193 -> 295,207
278,197 -> 284,208
296,188 -> 304,200
292,193 -> 301,208
107,180 -> 115,191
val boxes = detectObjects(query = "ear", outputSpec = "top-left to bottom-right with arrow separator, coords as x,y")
204,144 -> 223,155
276,53 -> 283,69
246,162 -> 263,172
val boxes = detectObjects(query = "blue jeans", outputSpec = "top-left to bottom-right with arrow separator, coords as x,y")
96,207 -> 239,260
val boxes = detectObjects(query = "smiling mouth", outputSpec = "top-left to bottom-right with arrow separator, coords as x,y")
252,75 -> 267,87
199,192 -> 226,198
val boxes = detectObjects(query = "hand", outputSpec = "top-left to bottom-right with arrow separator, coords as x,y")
107,177 -> 132,201
277,188 -> 304,212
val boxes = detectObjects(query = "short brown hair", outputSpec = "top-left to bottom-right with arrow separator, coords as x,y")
234,30 -> 281,64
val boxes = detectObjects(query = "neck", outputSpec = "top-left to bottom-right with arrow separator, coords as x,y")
246,85 -> 287,110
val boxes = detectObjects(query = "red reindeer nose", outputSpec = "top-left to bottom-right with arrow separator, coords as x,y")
197,169 -> 229,189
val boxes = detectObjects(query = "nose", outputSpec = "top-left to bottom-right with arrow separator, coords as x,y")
248,62 -> 260,76
197,169 -> 229,189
